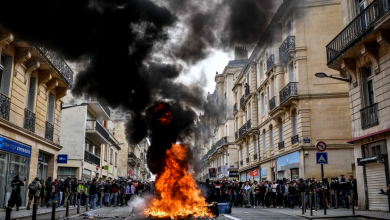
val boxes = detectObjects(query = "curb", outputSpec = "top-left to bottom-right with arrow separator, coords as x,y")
2,208 -> 77,220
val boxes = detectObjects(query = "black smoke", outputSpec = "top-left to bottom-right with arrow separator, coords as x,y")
0,0 -> 279,176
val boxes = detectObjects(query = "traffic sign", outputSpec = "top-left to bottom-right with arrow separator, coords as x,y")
316,141 -> 327,152
316,152 -> 328,164
96,165 -> 99,171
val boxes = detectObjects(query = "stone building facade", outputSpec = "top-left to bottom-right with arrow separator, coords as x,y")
0,30 -> 73,207
326,0 -> 390,211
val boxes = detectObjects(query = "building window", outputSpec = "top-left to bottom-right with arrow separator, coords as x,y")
261,93 -> 265,115
269,39 -> 273,55
292,116 -> 297,136
286,21 -> 292,36
246,142 -> 249,158
85,140 -> 92,152
240,149 -> 243,161
26,77 -> 37,111
46,93 -> 55,124
93,145 -> 100,157
104,145 -> 108,161
254,138 -> 257,155
288,62 -> 294,82
361,66 -> 375,107
269,127 -> 273,148
110,148 -> 113,164
279,123 -> 283,142
115,152 -> 118,167
262,133 -> 266,152
356,0 -> 366,15
362,140 -> 387,158
0,54 -> 12,96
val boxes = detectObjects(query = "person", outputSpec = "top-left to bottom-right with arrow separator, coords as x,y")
339,175 -> 349,208
120,182 -> 126,206
89,179 -> 98,210
47,179 -> 58,208
77,180 -> 86,206
125,182 -> 133,206
276,180 -> 285,208
27,178 -> 41,210
104,179 -> 111,206
45,177 -> 53,205
243,181 -> 251,207
8,175 -> 25,211
251,181 -> 257,208
215,181 -> 221,202
349,175 -> 358,209
254,182 -> 261,208
58,179 -> 64,206
230,182 -> 238,207
71,178 -> 78,207
287,182 -> 295,208
209,181 -> 216,202
39,179 -> 46,207
259,182 -> 268,208
110,180 -> 119,207
97,178 -> 104,208
271,181 -> 278,208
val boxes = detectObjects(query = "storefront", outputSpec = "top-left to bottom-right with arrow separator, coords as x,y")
261,167 -> 267,180
57,167 -> 77,180
0,135 -> 31,208
277,151 -> 300,180
37,153 -> 49,181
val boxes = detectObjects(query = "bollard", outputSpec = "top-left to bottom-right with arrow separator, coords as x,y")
323,188 -> 327,215
335,191 -> 338,209
51,202 -> 56,220
5,207 -> 11,220
309,191 -> 313,216
66,200 -> 70,217
301,192 -> 304,214
314,192 -> 317,211
32,203 -> 38,220
99,196 -> 103,208
77,199 -> 80,214
86,198 -> 89,211
351,190 -> 355,215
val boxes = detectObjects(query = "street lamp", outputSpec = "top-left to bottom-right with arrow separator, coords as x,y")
315,72 -> 351,83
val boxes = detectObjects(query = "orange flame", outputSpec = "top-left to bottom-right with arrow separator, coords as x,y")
154,103 -> 173,125
145,144 -> 211,219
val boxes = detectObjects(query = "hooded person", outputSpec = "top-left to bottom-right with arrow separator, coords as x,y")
45,177 -> 53,205
27,178 -> 42,210
8,175 -> 25,211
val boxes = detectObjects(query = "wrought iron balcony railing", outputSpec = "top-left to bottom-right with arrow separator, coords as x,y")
291,134 -> 299,145
215,136 -> 228,149
24,108 -> 35,133
254,153 -> 258,160
267,54 -> 274,71
360,103 -> 379,129
269,96 -> 276,111
84,150 -> 100,165
45,121 -> 54,141
279,36 -> 295,61
86,120 -> 110,141
278,141 -> 285,150
279,82 -> 298,104
246,119 -> 252,130
233,103 -> 237,113
240,95 -> 245,109
326,0 -> 390,64
240,160 -> 243,166
0,93 -> 10,121
33,46 -> 74,87
246,157 -> 250,163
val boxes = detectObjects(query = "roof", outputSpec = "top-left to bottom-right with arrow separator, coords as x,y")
228,59 -> 249,67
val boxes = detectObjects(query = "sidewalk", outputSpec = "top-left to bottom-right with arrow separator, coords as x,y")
0,205 -> 92,220
265,207 -> 390,219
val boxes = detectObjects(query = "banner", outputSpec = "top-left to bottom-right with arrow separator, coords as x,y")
252,169 -> 259,177
221,165 -> 228,175
209,168 -> 216,178
129,169 -> 132,176
250,171 -> 254,177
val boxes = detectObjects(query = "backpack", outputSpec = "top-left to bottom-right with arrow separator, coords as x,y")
29,182 -> 39,194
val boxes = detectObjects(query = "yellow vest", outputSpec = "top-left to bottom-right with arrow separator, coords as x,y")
78,184 -> 85,193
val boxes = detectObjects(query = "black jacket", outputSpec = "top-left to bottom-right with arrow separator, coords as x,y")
89,183 -> 98,194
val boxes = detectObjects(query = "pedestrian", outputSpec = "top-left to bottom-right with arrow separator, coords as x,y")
339,175 -> 349,208
243,181 -> 251,207
215,181 -> 221,202
254,182 -> 261,208
349,175 -> 358,209
58,179 -> 64,206
8,175 -> 25,211
251,181 -> 257,208
104,179 -> 111,206
97,178 -> 104,207
271,181 -> 278,208
47,179 -> 58,208
286,182 -> 295,208
120,182 -> 126,206
27,177 -> 41,210
125,182 -> 132,206
276,180 -> 285,208
259,182 -> 268,208
39,179 -> 45,207
71,178 -> 78,207
86,180 -> 91,206
77,180 -> 86,206
45,177 -> 53,205
89,179 -> 98,209
110,180 -> 119,207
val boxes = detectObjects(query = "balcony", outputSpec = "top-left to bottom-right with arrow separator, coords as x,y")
240,160 -> 243,166
33,46 -> 73,87
240,95 -> 245,109
233,103 -> 237,113
128,152 -> 139,165
360,103 -> 379,129
291,134 -> 299,145
254,153 -> 258,160
279,36 -> 295,61
87,98 -> 111,120
245,85 -> 250,96
279,82 -> 298,104
266,54 -> 274,71
269,96 -> 276,111
84,150 -> 100,166
86,120 -> 110,144
215,136 -> 228,149
0,93 -> 10,121
45,121 -> 54,141
278,141 -> 285,150
326,0 -> 390,64
237,119 -> 252,139
246,157 -> 249,163
23,108 -> 35,133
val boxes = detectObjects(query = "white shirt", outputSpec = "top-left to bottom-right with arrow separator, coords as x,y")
271,183 -> 278,192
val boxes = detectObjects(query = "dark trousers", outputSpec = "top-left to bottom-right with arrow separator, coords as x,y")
125,194 -> 132,205
277,193 -> 284,207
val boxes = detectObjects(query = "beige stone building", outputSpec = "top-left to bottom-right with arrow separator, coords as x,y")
0,30 -> 73,207
197,0 -> 356,183
326,0 -> 390,211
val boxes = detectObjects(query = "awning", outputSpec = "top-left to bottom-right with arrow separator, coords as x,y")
347,128 -> 390,143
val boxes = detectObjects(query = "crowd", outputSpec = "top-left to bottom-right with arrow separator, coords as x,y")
198,175 -> 363,210
7,175 -> 154,211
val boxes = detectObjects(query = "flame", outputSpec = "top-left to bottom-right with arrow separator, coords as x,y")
145,144 -> 211,219
154,103 -> 173,125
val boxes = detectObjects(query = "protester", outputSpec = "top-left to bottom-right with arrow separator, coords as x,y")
39,179 -> 46,207
104,179 -> 111,206
89,179 -> 98,209
8,175 -> 25,211
27,177 -> 41,210
110,180 -> 119,207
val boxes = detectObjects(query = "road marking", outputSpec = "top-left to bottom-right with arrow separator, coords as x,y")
222,214 -> 242,220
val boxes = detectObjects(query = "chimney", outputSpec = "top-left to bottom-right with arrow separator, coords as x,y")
234,46 -> 248,60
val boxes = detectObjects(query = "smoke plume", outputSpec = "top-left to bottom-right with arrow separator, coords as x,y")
0,0 -> 279,177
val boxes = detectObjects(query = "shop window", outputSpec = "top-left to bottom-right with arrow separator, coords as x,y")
291,168 -> 299,180
26,77 -> 37,111
362,140 -> 387,158
46,93 -> 55,124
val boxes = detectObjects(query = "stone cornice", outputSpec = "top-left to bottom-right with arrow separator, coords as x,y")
0,118 -> 62,151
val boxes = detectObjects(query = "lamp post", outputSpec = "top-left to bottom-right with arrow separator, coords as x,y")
315,72 -> 351,83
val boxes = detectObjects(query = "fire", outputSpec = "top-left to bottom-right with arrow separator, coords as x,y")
145,144 -> 211,219
154,103 -> 173,125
